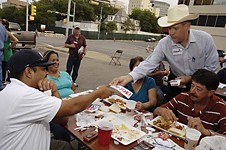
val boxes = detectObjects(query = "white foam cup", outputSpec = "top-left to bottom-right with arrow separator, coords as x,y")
126,100 -> 137,110
184,127 -> 201,150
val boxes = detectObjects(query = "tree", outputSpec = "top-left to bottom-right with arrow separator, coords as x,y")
122,17 -> 135,33
0,0 -> 118,28
101,22 -> 117,32
0,6 -> 25,23
130,8 -> 161,33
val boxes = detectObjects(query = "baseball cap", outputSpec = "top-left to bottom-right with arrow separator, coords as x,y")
74,26 -> 80,30
8,49 -> 55,74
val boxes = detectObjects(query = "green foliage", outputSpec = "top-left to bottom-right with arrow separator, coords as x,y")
0,6 -> 25,23
129,8 -> 162,33
0,0 -> 119,28
122,17 -> 135,33
101,22 -> 117,32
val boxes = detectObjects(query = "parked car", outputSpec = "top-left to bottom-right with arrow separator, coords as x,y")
9,22 -> 36,50
145,37 -> 156,42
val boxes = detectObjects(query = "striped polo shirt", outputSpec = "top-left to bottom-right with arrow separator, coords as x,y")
161,92 -> 226,135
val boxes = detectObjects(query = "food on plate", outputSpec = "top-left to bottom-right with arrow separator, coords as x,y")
108,98 -> 126,110
174,123 -> 183,130
168,127 -> 185,137
153,118 -> 171,130
108,98 -> 117,103
109,103 -> 121,113
99,105 -> 109,112
114,123 -> 129,131
95,115 -> 104,119
158,132 -> 171,140
152,116 -> 186,138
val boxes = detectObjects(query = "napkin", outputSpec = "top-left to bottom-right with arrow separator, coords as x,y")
218,83 -> 226,88
78,46 -> 84,54
195,135 -> 226,150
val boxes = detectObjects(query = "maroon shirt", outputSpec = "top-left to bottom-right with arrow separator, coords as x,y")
161,92 -> 226,135
65,34 -> 87,56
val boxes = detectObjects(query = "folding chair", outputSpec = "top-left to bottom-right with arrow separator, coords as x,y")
109,50 -> 123,66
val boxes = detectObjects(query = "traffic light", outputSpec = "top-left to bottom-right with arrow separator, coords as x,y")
29,16 -> 35,21
31,5 -> 37,16
63,18 -> 67,24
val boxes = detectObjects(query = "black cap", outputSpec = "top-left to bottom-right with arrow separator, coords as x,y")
74,26 -> 80,30
8,49 -> 55,74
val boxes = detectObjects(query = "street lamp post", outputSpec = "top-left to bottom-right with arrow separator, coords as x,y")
98,7 -> 103,40
26,0 -> 28,31
72,2 -> 76,34
66,0 -> 72,38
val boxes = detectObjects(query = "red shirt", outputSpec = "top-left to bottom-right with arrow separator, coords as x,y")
65,34 -> 86,56
161,92 -> 226,135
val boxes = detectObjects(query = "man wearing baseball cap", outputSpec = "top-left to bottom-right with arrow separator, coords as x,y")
65,26 -> 87,87
0,49 -> 113,149
111,4 -> 219,103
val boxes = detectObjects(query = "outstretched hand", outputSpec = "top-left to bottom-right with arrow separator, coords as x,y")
110,75 -> 133,86
95,85 -> 114,99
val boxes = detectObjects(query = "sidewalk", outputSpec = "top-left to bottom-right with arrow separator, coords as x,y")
38,43 -> 128,66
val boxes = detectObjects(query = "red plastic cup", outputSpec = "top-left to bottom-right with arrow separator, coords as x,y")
97,121 -> 113,146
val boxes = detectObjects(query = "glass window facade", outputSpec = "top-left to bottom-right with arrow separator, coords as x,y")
179,0 -> 226,5
191,15 -> 226,27
178,0 -> 190,5
192,0 -> 226,5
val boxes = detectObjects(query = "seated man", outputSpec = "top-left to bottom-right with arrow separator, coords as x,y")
0,49 -> 114,149
154,69 -> 226,136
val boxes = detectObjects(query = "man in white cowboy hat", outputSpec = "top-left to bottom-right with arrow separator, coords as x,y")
111,4 -> 219,103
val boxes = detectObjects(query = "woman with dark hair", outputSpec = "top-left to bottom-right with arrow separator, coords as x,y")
123,56 -> 158,112
43,50 -> 77,147
43,50 -> 77,98
1,19 -> 18,83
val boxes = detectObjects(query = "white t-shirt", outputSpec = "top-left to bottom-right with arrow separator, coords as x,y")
0,79 -> 62,150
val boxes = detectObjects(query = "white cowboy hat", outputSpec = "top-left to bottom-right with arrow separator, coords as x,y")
158,4 -> 199,27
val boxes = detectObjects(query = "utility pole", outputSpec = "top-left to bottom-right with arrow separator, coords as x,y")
98,7 -> 103,40
66,0 -> 71,38
26,0 -> 28,31
72,2 -> 76,34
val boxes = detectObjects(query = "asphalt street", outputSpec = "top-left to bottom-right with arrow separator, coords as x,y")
36,36 -> 159,92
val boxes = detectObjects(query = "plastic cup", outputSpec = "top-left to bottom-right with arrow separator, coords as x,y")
97,121 -> 113,146
184,128 -> 201,150
126,100 -> 137,111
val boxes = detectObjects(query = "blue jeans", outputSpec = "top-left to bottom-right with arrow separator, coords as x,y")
66,55 -> 81,82
0,51 -> 3,90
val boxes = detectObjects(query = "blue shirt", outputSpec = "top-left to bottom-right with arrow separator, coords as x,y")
124,76 -> 156,103
47,71 -> 74,98
130,29 -> 219,81
0,24 -> 7,49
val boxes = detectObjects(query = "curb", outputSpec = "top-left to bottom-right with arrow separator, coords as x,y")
40,44 -> 128,65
